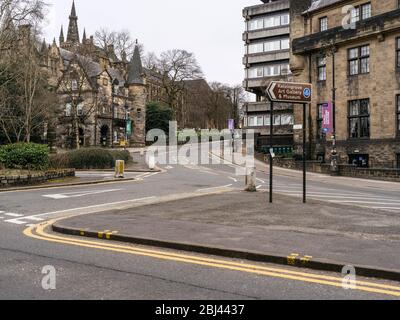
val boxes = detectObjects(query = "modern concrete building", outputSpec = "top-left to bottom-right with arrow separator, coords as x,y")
290,0 -> 400,168
242,0 -> 294,154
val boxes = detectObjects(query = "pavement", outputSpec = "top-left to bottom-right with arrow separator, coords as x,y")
52,189 -> 400,281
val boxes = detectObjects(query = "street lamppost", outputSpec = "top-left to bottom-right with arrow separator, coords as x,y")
124,104 -> 129,151
321,40 -> 339,175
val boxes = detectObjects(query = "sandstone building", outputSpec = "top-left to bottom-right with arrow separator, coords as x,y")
290,0 -> 400,168
242,0 -> 295,154
40,1 -> 162,148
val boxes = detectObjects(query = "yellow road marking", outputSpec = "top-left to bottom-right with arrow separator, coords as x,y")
23,221 -> 400,297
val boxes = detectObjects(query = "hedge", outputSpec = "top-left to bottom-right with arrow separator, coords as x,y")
49,148 -> 132,170
0,143 -> 49,170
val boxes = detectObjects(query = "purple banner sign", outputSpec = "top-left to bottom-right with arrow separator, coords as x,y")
322,102 -> 333,135
228,119 -> 235,130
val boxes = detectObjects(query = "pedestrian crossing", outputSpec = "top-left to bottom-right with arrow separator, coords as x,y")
259,183 -> 400,212
0,211 -> 44,226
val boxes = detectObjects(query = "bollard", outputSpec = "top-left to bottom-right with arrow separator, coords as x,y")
245,166 -> 257,192
115,160 -> 125,178
147,155 -> 155,170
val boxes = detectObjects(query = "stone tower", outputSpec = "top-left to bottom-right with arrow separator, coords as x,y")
126,44 -> 147,147
62,1 -> 80,49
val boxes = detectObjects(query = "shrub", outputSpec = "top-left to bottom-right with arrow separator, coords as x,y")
109,150 -> 132,163
49,148 -> 132,169
0,143 -> 49,170
49,153 -> 70,169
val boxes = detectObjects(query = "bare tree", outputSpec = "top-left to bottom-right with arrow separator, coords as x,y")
94,27 -> 143,61
157,49 -> 203,123
0,0 -> 47,51
143,51 -> 158,69
0,0 -> 56,144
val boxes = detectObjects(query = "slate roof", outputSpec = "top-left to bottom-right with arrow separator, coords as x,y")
127,45 -> 144,85
59,48 -> 125,88
304,0 -> 343,14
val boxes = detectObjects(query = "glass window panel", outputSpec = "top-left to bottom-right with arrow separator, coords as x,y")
362,3 -> 371,19
361,45 -> 370,56
350,7 -> 360,23
320,17 -> 328,31
349,48 -> 359,59
65,103 -> 72,116
257,116 -> 264,126
264,115 -> 271,125
349,60 -> 359,75
318,66 -> 326,81
264,16 -> 274,28
281,13 -> 289,25
349,101 -> 359,116
397,114 -> 400,131
281,64 -> 291,75
397,95 -> 400,112
274,115 -> 281,125
360,57 -> 369,73
281,114 -> 293,125
350,118 -> 359,138
281,38 -> 290,50
360,100 -> 370,115
360,117 -> 370,137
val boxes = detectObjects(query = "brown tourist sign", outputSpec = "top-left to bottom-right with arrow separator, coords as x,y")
267,81 -> 312,104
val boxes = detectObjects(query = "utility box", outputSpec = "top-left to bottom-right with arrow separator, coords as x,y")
115,160 -> 125,178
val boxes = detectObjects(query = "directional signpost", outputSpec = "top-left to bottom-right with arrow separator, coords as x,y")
266,81 -> 312,204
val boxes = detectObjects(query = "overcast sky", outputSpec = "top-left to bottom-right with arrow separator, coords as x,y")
43,0 -> 261,87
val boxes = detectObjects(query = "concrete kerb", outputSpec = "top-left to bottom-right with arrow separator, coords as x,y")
0,177 -> 137,193
52,222 -> 400,282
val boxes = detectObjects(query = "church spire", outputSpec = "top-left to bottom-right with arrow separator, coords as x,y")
82,28 -> 87,42
127,43 -> 144,85
59,25 -> 64,44
66,0 -> 79,44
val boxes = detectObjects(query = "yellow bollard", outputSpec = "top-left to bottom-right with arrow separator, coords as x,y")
115,160 -> 125,178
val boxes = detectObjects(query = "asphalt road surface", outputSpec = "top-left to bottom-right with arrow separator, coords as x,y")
1,144 -> 400,300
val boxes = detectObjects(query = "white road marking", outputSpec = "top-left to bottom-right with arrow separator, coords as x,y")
256,178 -> 266,184
165,166 -> 174,170
197,185 -> 233,192
12,196 -> 157,222
43,189 -> 122,200
4,213 -> 24,217
329,200 -> 400,205
228,177 -> 238,183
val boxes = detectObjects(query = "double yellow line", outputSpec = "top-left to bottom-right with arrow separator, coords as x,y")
24,220 -> 400,298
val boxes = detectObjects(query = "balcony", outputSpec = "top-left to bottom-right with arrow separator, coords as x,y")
245,101 -> 293,113
243,50 -> 290,65
243,74 -> 294,90
243,26 -> 289,42
243,0 -> 289,19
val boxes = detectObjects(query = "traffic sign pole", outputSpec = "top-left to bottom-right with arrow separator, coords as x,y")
266,81 -> 312,205
269,101 -> 274,204
303,103 -> 307,203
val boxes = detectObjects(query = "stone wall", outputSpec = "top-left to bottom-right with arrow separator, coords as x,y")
262,157 -> 400,182
0,169 -> 75,188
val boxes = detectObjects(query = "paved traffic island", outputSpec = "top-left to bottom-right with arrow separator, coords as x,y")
52,191 -> 400,282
